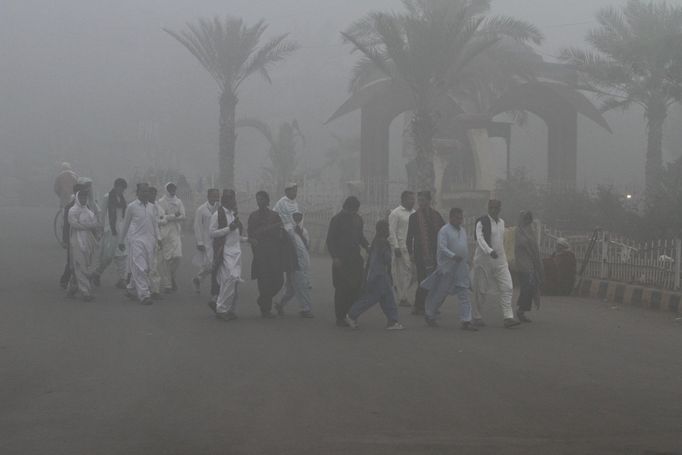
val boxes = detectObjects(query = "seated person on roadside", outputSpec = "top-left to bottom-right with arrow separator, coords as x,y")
542,238 -> 576,296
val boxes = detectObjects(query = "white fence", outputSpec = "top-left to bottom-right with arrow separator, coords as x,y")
539,225 -> 682,291
305,207 -> 682,292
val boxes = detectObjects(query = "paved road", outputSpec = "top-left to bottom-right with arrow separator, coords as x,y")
1,207 -> 681,455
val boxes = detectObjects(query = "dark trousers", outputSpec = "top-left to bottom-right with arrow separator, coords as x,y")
59,248 -> 72,287
332,256 -> 364,322
334,284 -> 363,322
517,272 -> 537,313
257,271 -> 284,314
413,262 -> 430,313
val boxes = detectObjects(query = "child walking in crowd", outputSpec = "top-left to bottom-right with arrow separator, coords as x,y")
345,220 -> 404,331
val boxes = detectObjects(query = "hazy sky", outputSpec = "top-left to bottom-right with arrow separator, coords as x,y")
1,0 -> 680,199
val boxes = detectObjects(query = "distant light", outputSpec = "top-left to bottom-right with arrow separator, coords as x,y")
626,194 -> 633,200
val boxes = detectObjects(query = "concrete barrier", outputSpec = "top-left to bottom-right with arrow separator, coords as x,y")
575,278 -> 682,314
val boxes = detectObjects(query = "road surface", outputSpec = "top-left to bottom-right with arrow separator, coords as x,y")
1,207 -> 681,455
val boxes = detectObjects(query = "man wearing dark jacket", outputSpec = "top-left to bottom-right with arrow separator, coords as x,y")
326,196 -> 369,327
406,191 -> 445,315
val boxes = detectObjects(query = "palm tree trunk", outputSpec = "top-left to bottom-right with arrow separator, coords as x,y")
645,101 -> 666,199
411,107 -> 436,194
219,91 -> 238,189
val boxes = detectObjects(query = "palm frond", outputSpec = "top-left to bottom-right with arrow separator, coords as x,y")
235,118 -> 275,146
482,16 -> 544,45
341,31 -> 394,79
237,33 -> 299,88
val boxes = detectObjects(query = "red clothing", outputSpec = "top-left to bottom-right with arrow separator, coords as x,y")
54,170 -> 78,205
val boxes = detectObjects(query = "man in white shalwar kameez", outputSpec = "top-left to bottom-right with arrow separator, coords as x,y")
273,183 -> 300,304
76,177 -> 102,284
472,200 -> 520,328
94,178 -> 128,288
192,188 -> 220,294
148,187 -> 167,299
388,191 -> 415,307
208,190 -> 245,321
273,183 -> 300,231
67,191 -> 101,301
277,212 -> 314,318
157,182 -> 186,292
119,184 -> 160,305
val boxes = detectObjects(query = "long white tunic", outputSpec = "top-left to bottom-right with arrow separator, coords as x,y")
292,226 -> 311,272
157,195 -> 185,260
273,196 -> 299,231
68,199 -> 99,259
120,199 -> 160,260
388,205 -> 414,252
474,216 -> 507,266
193,201 -> 217,269
101,193 -> 127,257
209,208 -> 243,280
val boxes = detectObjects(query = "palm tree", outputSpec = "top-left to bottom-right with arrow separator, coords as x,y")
341,0 -> 543,191
164,17 -> 299,188
560,0 -> 682,197
236,118 -> 305,194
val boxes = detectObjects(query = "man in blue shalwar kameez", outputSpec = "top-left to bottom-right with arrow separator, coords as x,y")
421,208 -> 477,331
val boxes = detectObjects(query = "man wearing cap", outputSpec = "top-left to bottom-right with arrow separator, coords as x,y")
247,191 -> 288,318
192,189 -> 220,294
273,183 -> 302,311
157,182 -> 186,292
273,183 -> 300,231
54,162 -> 78,207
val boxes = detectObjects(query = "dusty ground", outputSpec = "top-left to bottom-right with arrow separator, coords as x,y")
1,207 -> 681,455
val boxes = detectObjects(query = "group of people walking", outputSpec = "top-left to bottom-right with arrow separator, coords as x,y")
59,179 -> 314,319
59,173 -> 561,331
330,192 -> 551,331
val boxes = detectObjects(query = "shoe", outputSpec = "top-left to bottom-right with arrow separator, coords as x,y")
141,297 -> 154,305
207,301 -> 217,314
461,321 -> 479,332
518,312 -> 532,323
299,311 -> 314,319
192,277 -> 201,294
386,322 -> 405,331
504,318 -> 521,328
216,312 -> 237,321
125,291 -> 137,301
91,274 -> 101,287
261,312 -> 276,319
345,315 -> 359,329
275,303 -> 284,317
151,293 -> 164,301
473,319 -> 486,328
115,279 -> 127,289
425,318 -> 439,328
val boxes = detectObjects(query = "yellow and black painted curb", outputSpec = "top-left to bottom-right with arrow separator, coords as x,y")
575,278 -> 682,314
